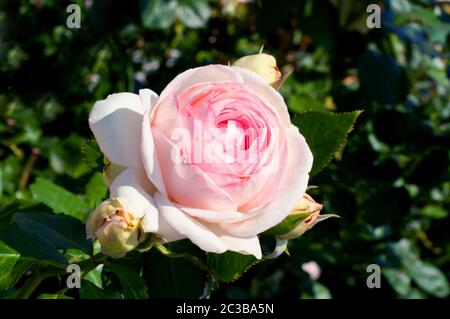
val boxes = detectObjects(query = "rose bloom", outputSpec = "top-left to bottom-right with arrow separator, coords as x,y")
88,64 -> 312,258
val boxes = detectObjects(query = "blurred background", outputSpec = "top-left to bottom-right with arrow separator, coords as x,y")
0,0 -> 449,299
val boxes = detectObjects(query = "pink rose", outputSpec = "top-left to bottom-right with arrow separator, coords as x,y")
88,64 -> 312,258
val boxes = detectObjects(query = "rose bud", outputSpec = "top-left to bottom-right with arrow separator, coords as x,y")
86,198 -> 148,258
293,193 -> 323,215
278,194 -> 339,240
233,53 -> 282,85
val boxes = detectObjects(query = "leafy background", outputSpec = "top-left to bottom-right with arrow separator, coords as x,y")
0,0 -> 449,299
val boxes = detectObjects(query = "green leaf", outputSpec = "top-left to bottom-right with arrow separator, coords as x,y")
143,242 -> 207,298
383,268 -> 411,297
30,178 -> 90,222
49,135 -> 90,178
140,0 -> 175,29
79,280 -> 121,299
0,223 -> 66,265
24,215 -> 90,259
0,241 -> 33,290
421,204 -> 448,219
403,288 -> 426,299
403,260 -> 449,298
390,239 -> 449,298
0,211 -> 92,265
175,0 -> 210,29
65,248 -> 90,265
293,110 -> 362,176
84,264 -> 104,289
85,172 -> 107,209
395,4 -> 450,43
288,94 -> 327,113
81,139 -> 103,170
207,251 -> 258,283
13,212 -> 91,254
312,282 -> 332,299
390,239 -> 419,260
0,202 -> 22,224
358,51 -> 408,105
106,262 -> 148,299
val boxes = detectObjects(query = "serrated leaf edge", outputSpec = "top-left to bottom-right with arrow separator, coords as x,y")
294,110 -> 363,176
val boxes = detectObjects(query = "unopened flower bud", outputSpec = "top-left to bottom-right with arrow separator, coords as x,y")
293,193 -> 323,215
278,194 -> 338,240
233,53 -> 281,85
86,198 -> 148,258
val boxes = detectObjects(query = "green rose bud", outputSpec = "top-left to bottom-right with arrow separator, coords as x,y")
277,194 -> 339,240
233,53 -> 282,85
86,198 -> 148,258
